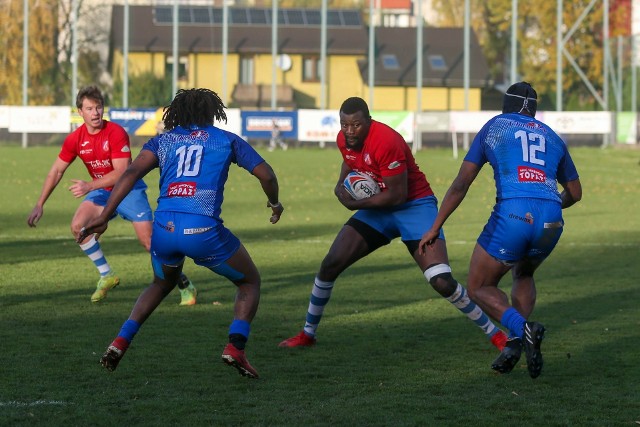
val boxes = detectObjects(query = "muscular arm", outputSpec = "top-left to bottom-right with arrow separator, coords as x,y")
68,157 -> 131,198
559,178 -> 582,209
419,160 -> 481,252
253,161 -> 284,224
27,158 -> 71,227
336,162 -> 408,210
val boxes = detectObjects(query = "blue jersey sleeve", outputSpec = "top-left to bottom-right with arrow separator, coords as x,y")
464,117 -> 497,166
224,130 -> 265,173
555,144 -> 579,184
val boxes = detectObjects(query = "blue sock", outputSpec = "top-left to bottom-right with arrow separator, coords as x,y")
229,319 -> 251,339
79,235 -> 111,277
303,277 -> 335,337
118,319 -> 141,343
500,307 -> 526,339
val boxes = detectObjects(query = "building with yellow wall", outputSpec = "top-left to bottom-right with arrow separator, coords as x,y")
110,5 -> 491,111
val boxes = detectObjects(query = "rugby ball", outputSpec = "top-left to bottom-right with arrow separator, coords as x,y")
343,172 -> 380,200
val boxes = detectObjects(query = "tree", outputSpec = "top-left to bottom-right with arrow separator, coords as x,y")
112,72 -> 173,109
0,0 -> 58,105
432,0 -> 626,110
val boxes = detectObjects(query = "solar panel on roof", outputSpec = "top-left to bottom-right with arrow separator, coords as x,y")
287,10 -> 304,25
152,6 -> 363,27
154,7 -> 172,23
178,7 -> 191,23
193,9 -> 211,24
327,10 -> 342,25
248,9 -> 268,24
230,8 -> 248,24
306,10 -> 321,25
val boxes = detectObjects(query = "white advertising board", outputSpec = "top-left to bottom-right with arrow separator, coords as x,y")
540,111 -> 611,134
216,108 -> 242,135
0,106 -> 10,129
9,106 -> 71,133
297,109 -> 341,142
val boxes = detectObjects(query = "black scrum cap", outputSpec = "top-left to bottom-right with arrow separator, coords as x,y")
502,81 -> 538,117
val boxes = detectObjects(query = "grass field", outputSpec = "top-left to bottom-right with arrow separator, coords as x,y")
0,144 -> 639,426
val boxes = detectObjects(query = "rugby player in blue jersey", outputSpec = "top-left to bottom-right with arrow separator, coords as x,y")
419,82 -> 582,378
78,88 -> 284,379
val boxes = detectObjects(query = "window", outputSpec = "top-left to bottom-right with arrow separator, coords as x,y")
165,56 -> 188,81
382,54 -> 399,70
239,56 -> 254,84
302,56 -> 322,82
428,55 -> 447,71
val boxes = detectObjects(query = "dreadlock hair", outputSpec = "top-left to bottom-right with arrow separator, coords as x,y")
162,88 -> 227,131
76,86 -> 104,109
340,96 -> 371,119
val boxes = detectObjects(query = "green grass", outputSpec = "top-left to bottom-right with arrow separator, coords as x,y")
0,145 -> 639,426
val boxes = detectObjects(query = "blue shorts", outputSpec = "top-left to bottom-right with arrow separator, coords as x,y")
351,196 -> 445,242
478,198 -> 564,264
151,211 -> 241,270
85,187 -> 153,222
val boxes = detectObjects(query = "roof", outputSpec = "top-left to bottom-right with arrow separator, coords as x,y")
111,5 -> 367,55
358,27 -> 491,87
110,5 -> 491,88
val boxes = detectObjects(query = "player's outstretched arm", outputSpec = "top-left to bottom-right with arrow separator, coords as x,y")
253,162 -> 283,224
419,161 -> 480,254
27,158 -> 70,227
76,150 -> 157,242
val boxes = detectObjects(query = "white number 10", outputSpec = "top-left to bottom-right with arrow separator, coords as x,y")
515,130 -> 545,166
176,145 -> 203,177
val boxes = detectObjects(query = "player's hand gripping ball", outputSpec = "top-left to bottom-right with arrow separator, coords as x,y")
343,172 -> 380,200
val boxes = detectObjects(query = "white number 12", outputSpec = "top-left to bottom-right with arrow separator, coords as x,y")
515,130 -> 545,166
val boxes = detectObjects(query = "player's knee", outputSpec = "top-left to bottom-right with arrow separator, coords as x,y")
423,263 -> 457,295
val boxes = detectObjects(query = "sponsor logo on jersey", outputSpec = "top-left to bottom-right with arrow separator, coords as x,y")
184,226 -> 213,235
345,154 -> 356,161
190,130 -> 209,140
525,121 -> 546,132
518,166 -> 546,182
121,146 -> 131,153
88,159 -> 111,169
509,212 -> 534,224
80,149 -> 93,155
167,182 -> 197,197
388,160 -> 401,170
103,140 -> 110,152
81,141 -> 90,147
158,221 -> 175,232
364,153 -> 372,165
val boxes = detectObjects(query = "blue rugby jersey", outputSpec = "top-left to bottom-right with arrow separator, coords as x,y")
143,125 -> 264,221
465,113 -> 579,203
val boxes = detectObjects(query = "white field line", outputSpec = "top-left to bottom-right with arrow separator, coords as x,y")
0,400 -> 72,407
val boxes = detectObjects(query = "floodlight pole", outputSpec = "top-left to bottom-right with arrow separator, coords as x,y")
510,0 -> 518,83
222,0 -> 229,104
172,0 -> 178,99
271,0 -> 278,110
71,0 -> 79,103
123,0 -> 129,108
368,0 -> 375,108
320,0 -> 327,109
22,0 -> 29,148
